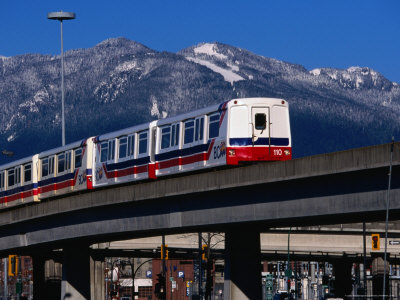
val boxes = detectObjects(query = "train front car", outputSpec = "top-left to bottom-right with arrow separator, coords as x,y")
225,98 -> 292,164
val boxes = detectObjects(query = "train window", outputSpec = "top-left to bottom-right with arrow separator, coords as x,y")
171,124 -> 180,147
8,168 -> 15,187
16,167 -> 21,184
42,158 -> 49,177
24,163 -> 32,183
195,119 -> 199,141
0,171 -> 4,190
195,117 -> 204,142
138,131 -> 148,155
58,153 -> 65,173
100,142 -> 108,162
161,126 -> 171,149
208,113 -> 220,139
0,172 -> 5,190
184,120 -> 195,144
66,151 -> 72,171
49,157 -> 55,175
15,167 -> 21,185
75,149 -> 82,168
255,113 -> 266,130
108,140 -> 115,161
128,135 -> 135,157
119,137 -> 128,159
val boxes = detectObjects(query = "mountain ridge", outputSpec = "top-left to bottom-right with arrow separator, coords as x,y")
0,37 -> 399,164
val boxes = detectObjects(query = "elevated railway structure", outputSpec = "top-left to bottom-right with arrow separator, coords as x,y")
0,142 -> 399,299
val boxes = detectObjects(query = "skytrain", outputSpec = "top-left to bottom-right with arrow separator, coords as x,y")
0,97 -> 292,208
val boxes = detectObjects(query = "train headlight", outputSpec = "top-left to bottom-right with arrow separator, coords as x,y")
284,150 -> 291,156
228,149 -> 236,156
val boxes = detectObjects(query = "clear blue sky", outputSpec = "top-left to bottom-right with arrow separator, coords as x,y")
2,0 -> 400,83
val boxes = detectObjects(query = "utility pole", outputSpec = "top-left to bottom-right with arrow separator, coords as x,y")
3,257 -> 8,300
383,137 -> 395,299
162,235 -> 166,300
198,232 -> 203,300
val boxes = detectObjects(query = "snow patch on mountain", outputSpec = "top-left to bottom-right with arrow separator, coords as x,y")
193,43 -> 228,60
309,66 -> 396,90
186,57 -> 244,85
19,90 -> 48,113
7,133 -> 16,142
150,96 -> 167,118
310,69 -> 321,76
115,60 -> 140,73
382,97 -> 392,107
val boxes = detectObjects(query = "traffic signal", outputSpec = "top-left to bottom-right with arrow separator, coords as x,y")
8,255 -> 18,276
202,244 -> 208,262
160,244 -> 169,260
372,234 -> 380,250
155,273 -> 166,299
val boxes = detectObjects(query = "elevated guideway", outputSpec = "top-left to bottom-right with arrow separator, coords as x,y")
0,142 -> 398,300
0,142 -> 398,251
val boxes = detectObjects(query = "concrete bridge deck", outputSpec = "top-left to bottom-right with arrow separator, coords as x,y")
0,142 -> 399,252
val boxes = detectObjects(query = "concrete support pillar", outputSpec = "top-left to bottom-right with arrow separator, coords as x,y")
32,255 -> 46,300
90,256 -> 105,300
62,246 -> 91,300
332,260 -> 353,298
224,228 -> 262,300
371,256 -> 390,299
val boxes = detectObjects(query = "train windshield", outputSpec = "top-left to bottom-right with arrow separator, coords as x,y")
251,106 -> 269,144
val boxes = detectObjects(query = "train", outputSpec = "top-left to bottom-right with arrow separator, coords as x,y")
0,97 -> 292,208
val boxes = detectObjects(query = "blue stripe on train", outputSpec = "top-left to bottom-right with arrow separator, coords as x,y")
229,137 -> 289,147
155,141 -> 211,162
104,156 -> 151,172
0,183 -> 35,197
38,171 -> 75,187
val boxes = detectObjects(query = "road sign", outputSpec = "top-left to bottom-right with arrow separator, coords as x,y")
178,271 -> 184,278
265,274 -> 273,300
389,240 -> 400,245
146,270 -> 152,278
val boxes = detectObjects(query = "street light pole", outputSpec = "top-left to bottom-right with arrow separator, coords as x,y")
47,11 -> 76,146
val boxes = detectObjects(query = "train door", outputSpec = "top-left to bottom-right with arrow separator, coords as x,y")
251,106 -> 269,146
150,127 -> 156,163
148,125 -> 157,179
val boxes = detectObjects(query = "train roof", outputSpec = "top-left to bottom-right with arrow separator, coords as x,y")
156,102 -> 224,127
156,97 -> 287,127
38,139 -> 87,158
0,155 -> 35,171
94,121 -> 157,143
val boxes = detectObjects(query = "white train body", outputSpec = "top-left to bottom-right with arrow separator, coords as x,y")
0,98 -> 291,208
36,139 -> 94,199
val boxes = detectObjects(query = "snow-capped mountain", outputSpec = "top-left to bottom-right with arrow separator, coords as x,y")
1,38 -> 399,164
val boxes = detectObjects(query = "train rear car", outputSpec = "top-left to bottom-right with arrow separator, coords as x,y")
0,155 -> 39,208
